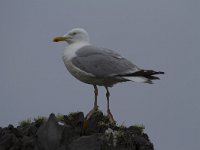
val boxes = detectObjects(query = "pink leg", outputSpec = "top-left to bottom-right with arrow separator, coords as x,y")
105,86 -> 116,124
86,85 -> 98,120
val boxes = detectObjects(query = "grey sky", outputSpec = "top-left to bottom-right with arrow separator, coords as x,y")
0,0 -> 199,149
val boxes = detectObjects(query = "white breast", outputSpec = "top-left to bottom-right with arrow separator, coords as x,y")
62,42 -> 95,84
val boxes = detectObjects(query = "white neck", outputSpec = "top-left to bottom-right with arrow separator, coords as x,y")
63,41 -> 90,60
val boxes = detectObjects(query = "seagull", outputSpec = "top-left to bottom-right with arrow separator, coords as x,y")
53,28 -> 164,123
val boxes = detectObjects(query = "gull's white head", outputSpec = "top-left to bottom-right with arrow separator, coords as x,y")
53,28 -> 90,44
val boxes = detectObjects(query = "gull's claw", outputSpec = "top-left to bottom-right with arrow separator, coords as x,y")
107,109 -> 116,125
85,106 -> 98,120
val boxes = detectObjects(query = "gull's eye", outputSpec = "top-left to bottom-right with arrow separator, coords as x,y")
71,32 -> 77,35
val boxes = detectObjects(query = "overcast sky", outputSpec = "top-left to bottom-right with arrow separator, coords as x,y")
0,0 -> 199,150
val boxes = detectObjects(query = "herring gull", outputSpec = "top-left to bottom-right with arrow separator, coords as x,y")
53,28 -> 164,123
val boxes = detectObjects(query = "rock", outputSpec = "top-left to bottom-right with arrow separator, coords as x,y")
21,136 -> 36,150
69,133 -> 106,150
84,110 -> 110,134
0,111 -> 154,150
17,124 -> 37,137
64,112 -> 84,127
36,113 -> 66,150
0,133 -> 19,150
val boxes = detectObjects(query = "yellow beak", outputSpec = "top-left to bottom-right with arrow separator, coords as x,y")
53,36 -> 66,42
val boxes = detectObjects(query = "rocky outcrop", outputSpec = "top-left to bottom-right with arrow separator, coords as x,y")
0,111 -> 154,150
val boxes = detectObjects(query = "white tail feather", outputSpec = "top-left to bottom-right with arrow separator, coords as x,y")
123,76 -> 152,84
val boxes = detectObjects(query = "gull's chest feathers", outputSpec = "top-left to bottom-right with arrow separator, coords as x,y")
62,42 -> 94,84
62,42 -> 90,71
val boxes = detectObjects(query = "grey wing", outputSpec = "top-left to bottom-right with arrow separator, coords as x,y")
71,45 -> 139,77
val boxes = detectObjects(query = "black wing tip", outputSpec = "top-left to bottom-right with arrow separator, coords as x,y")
147,75 -> 160,80
157,71 -> 165,74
